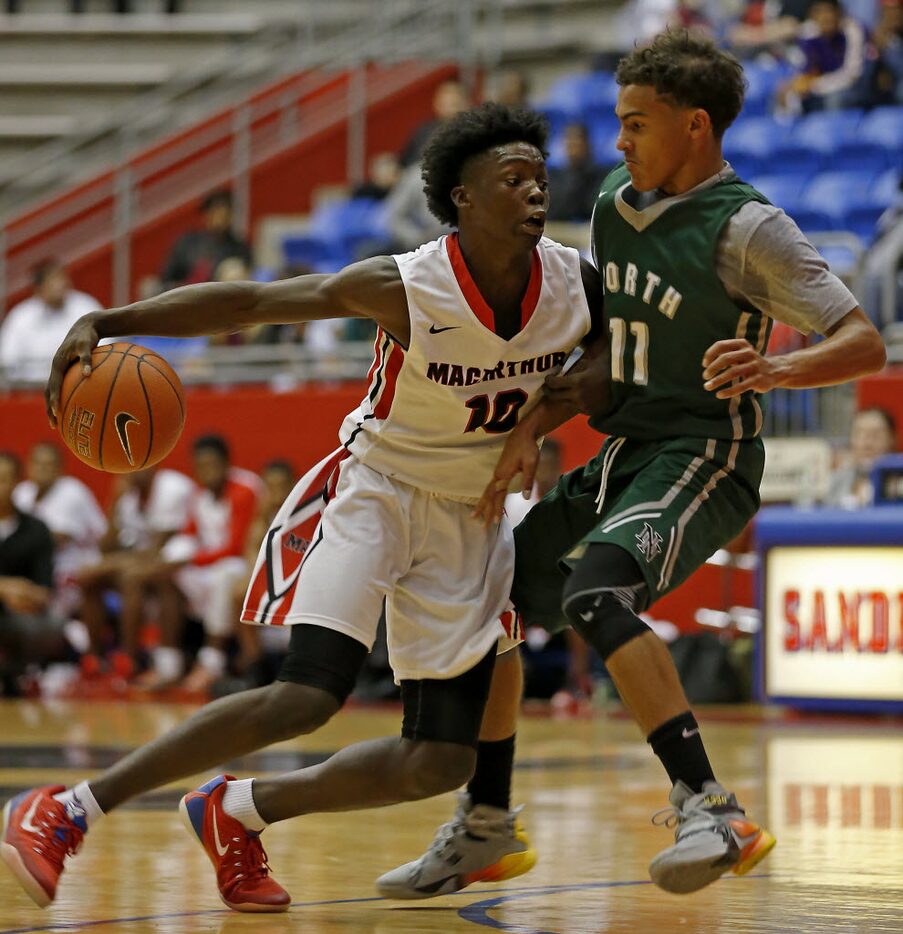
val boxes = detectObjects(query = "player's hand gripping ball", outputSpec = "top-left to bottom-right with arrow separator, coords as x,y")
58,342 -> 185,473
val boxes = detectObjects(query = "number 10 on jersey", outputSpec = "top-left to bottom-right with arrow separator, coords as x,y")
609,317 -> 649,386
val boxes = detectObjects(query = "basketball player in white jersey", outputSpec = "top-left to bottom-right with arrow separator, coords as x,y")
2,104 -> 605,913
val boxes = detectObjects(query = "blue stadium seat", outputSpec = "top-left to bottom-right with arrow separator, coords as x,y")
801,170 -> 880,221
727,153 -> 763,181
870,168 -> 901,205
724,117 -> 791,163
740,60 -> 795,116
858,107 -> 903,157
789,109 -> 864,154
128,335 -> 208,360
748,173 -> 808,213
842,205 -> 888,242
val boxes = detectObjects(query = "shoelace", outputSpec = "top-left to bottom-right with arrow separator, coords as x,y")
225,832 -> 274,883
29,801 -> 84,870
427,814 -> 465,860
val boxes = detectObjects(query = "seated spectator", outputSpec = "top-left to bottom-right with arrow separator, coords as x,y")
728,0 -> 811,57
486,70 -> 532,108
547,123 -> 613,223
777,0 -> 877,112
875,0 -> 903,102
399,80 -> 470,167
0,452 -> 63,696
384,162 -> 452,252
216,460 -> 297,693
0,260 -> 101,384
822,406 -> 898,507
13,442 -> 106,618
138,435 -> 260,692
74,466 -> 194,677
159,189 -> 252,291
351,152 -> 402,201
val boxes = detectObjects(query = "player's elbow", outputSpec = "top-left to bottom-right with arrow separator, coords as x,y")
862,330 -> 887,375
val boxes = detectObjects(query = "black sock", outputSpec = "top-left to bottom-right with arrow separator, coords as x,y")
466,734 -> 515,811
647,712 -> 715,794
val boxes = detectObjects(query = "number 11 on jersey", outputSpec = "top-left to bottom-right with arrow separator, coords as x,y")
609,317 -> 649,386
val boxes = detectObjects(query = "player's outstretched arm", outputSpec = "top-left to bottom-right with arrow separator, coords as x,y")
702,306 -> 886,398
45,257 -> 407,426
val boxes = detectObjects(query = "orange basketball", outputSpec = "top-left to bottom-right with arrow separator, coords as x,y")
58,342 -> 185,473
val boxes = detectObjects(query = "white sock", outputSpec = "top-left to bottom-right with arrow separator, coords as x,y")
53,781 -> 105,828
221,778 -> 267,833
153,646 -> 184,680
197,645 -> 227,677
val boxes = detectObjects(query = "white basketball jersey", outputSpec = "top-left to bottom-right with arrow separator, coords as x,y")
338,233 -> 593,501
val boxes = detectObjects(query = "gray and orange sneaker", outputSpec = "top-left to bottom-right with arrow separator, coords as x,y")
649,780 -> 776,894
375,792 -> 537,899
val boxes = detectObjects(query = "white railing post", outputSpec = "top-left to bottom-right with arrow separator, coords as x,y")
112,165 -> 132,308
347,63 -> 368,188
232,103 -> 252,241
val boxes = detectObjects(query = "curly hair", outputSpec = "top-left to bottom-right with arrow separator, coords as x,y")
616,30 -> 746,137
421,102 -> 549,228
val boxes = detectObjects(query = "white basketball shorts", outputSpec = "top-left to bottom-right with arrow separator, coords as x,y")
241,448 -> 517,682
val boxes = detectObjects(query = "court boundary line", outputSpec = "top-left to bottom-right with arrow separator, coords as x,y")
0,876 -> 769,934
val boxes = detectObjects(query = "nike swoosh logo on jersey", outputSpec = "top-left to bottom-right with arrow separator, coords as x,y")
580,610 -> 594,623
114,411 -> 139,465
20,796 -> 42,833
429,324 -> 461,334
211,805 -> 230,857
682,727 -> 700,738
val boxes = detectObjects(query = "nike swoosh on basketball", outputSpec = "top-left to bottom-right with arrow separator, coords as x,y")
429,324 -> 461,334
682,727 -> 700,738
580,610 -> 594,623
20,796 -> 42,833
211,805 -> 230,857
114,412 -> 139,465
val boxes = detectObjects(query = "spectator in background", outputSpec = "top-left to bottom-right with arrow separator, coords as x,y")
159,189 -> 252,292
399,80 -> 470,167
74,466 -> 194,677
486,70 -> 532,108
216,460 -> 296,695
728,0 -> 812,57
823,406 -> 898,507
145,435 -> 259,693
875,0 -> 903,102
0,452 -> 62,696
0,260 -> 101,383
13,442 -> 106,619
777,0 -> 876,111
547,123 -> 613,223
351,152 -> 402,201
383,161 -> 452,253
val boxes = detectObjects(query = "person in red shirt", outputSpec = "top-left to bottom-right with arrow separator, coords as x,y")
138,435 -> 260,691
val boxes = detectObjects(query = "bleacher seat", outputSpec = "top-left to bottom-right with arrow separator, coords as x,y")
801,170 -> 880,223
724,117 -> 793,167
748,174 -> 807,214
834,107 -> 903,172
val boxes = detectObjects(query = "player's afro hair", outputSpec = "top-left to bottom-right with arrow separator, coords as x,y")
421,102 -> 549,228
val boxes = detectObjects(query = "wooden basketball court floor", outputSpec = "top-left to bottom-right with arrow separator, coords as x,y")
1,698 -> 902,934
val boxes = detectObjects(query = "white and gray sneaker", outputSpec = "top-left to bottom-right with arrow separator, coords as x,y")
649,780 -> 776,894
375,792 -> 537,899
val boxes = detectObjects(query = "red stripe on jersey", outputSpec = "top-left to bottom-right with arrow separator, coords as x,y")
373,338 -> 404,420
446,232 -> 542,337
365,329 -> 386,400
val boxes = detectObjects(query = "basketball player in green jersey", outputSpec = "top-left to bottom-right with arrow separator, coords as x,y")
377,30 -> 886,898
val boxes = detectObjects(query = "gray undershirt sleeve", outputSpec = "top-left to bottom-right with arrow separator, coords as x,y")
716,201 -> 858,336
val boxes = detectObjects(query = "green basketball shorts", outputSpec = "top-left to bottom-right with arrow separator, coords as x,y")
511,435 -> 765,634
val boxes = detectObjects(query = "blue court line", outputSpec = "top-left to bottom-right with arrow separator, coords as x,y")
0,876 -> 768,934
457,875 -> 769,933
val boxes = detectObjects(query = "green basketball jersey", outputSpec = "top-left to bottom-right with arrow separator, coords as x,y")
590,163 -> 772,441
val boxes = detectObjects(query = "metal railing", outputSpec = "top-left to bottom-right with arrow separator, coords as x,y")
0,0 -> 503,305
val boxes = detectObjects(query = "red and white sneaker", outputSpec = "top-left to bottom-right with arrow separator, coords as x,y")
1,785 -> 86,907
179,774 -> 291,913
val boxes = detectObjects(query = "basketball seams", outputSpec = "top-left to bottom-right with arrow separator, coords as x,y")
96,350 -> 133,470
135,362 -> 156,469
134,354 -> 185,421
58,344 -> 116,427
